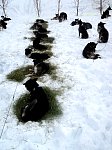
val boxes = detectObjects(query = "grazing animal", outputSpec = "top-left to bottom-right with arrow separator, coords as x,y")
78,20 -> 89,39
82,42 -> 101,59
97,22 -> 109,43
71,19 -> 92,30
21,79 -> 49,122
59,12 -> 67,22
101,6 -> 112,19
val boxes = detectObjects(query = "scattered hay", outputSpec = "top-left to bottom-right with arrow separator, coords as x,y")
6,65 -> 33,82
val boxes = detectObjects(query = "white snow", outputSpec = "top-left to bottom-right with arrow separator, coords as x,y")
0,0 -> 112,149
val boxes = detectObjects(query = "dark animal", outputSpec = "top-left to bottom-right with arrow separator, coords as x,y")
33,37 -> 41,48
97,22 -> 109,43
0,19 -> 7,29
36,19 -> 48,23
33,62 -> 49,76
1,16 -> 11,21
71,19 -> 92,30
59,12 -> 67,22
37,24 -> 50,34
33,37 -> 48,50
25,48 -> 50,60
51,14 -> 59,20
30,22 -> 41,30
23,78 -> 39,92
101,6 -> 112,19
78,20 -> 89,39
21,79 -> 49,122
33,31 -> 48,39
82,42 -> 101,59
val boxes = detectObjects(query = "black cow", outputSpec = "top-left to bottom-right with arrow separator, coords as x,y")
71,19 -> 92,30
82,42 -> 101,59
101,6 -> 112,19
78,20 -> 89,39
21,79 -> 49,122
59,12 -> 67,22
97,22 -> 109,43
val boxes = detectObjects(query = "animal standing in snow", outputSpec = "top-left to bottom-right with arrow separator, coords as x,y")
78,20 -> 89,39
97,22 -> 109,43
82,42 -> 101,59
0,16 -> 11,30
21,78 -> 49,122
101,6 -> 112,19
71,19 -> 92,30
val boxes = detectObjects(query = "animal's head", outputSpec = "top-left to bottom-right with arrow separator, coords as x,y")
23,78 -> 39,92
98,22 -> 106,28
89,42 -> 98,49
107,6 -> 112,10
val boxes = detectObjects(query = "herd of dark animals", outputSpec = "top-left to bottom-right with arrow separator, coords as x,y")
21,19 -> 52,122
1,6 -> 110,122
21,6 -> 111,122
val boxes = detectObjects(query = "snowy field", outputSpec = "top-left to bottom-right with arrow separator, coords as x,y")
0,0 -> 112,149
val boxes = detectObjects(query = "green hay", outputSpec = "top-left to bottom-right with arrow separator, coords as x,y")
13,87 -> 62,123
6,65 -> 33,82
41,37 -> 55,43
28,37 -> 55,44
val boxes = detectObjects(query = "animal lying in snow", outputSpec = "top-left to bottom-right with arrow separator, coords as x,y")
51,12 -> 67,22
51,14 -> 59,20
25,48 -> 50,61
97,22 -> 109,43
21,78 -> 49,122
59,12 -> 67,22
82,42 -> 101,59
101,6 -> 112,19
71,19 -> 92,30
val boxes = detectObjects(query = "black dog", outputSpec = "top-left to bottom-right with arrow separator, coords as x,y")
33,31 -> 48,39
25,48 -> 50,61
51,14 -> 59,20
59,12 -> 67,22
78,20 -> 89,39
33,62 -> 49,76
101,6 -> 112,19
21,79 -> 49,122
82,42 -> 101,59
97,22 -> 109,43
71,19 -> 92,30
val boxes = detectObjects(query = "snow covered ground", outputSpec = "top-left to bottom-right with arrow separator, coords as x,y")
0,0 -> 112,149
